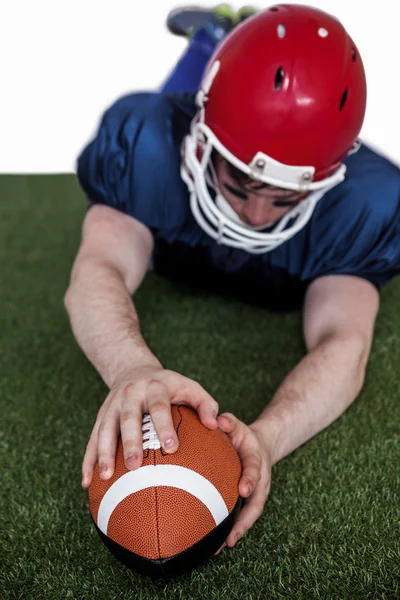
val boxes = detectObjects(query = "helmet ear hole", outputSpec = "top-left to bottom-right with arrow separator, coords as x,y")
339,88 -> 348,111
274,67 -> 285,91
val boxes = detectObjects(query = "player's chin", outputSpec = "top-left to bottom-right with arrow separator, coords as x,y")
242,217 -> 279,229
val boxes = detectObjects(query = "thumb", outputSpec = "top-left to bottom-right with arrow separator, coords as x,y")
217,412 -> 238,434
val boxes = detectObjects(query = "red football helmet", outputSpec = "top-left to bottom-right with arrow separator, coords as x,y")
181,4 -> 367,252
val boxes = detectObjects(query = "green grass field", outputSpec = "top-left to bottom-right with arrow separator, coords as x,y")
0,174 -> 399,599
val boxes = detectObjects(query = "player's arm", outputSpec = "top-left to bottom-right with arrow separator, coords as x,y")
64,203 -> 160,387
252,274 -> 380,465
216,274 -> 380,551
64,204 -> 218,488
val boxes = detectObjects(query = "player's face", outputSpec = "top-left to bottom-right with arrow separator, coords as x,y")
214,155 -> 307,228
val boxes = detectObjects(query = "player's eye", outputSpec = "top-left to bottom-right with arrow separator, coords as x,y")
223,183 -> 248,200
273,198 -> 298,207
223,181 -> 300,206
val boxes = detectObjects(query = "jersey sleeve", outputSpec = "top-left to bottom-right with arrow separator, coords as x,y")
76,92 -> 146,212
76,91 -> 197,242
300,158 -> 400,290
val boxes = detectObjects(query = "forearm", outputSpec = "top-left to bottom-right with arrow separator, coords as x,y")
64,258 -> 161,388
252,334 -> 369,466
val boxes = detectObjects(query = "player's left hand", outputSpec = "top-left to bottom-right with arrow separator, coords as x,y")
214,412 -> 272,554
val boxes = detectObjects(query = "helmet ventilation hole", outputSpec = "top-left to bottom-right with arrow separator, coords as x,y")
274,67 -> 285,91
277,24 -> 286,38
351,47 -> 356,61
339,88 -> 349,111
269,7 -> 280,11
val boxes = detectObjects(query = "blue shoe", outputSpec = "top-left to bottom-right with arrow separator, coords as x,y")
166,4 -> 237,39
167,6 -> 213,37
237,6 -> 257,24
204,4 -> 238,43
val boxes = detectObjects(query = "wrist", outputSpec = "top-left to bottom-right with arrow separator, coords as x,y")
249,417 -> 282,467
111,354 -> 163,389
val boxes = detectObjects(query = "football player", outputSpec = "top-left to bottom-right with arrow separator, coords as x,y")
65,4 -> 400,552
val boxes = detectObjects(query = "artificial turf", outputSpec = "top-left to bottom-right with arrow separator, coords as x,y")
0,174 -> 399,599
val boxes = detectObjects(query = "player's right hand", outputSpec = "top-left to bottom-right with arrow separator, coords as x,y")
81,365 -> 219,488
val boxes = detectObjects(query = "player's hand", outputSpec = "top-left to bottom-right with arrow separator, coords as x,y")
81,364 -> 219,488
214,413 -> 272,554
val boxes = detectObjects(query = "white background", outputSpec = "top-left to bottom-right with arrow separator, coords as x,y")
0,0 -> 399,173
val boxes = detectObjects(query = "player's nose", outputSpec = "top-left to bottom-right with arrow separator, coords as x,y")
242,197 -> 274,227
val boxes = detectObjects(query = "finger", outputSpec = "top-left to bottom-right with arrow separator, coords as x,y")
96,404 -> 123,479
214,542 -> 226,556
186,380 -> 219,429
217,412 -> 239,435
119,385 -> 146,471
165,372 -> 219,429
226,475 -> 271,547
81,400 -> 111,488
146,378 -> 179,453
237,442 -> 262,498
217,414 -> 261,496
81,433 -> 99,488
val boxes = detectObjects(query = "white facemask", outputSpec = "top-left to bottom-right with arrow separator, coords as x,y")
181,122 -> 345,253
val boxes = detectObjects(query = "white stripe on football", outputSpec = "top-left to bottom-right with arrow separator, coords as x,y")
97,464 -> 229,535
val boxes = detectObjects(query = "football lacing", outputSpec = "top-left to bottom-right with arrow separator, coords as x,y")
142,414 -> 161,450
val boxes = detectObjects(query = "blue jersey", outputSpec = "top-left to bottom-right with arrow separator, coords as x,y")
77,92 -> 400,309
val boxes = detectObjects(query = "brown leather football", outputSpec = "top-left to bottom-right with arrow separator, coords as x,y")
88,405 -> 242,579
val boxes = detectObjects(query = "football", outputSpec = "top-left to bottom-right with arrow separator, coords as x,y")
88,405 -> 242,579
